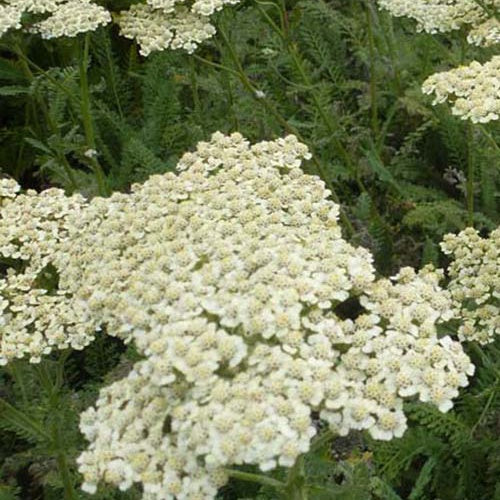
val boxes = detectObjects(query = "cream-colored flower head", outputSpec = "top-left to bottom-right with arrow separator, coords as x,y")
118,0 -> 241,55
33,0 -> 111,38
71,133 -> 474,498
1,0 -> 110,38
0,181 -> 99,364
8,0 -> 64,14
468,17 -> 500,46
377,0 -> 499,36
0,4 -> 22,37
441,227 -> 500,344
118,4 -> 216,55
422,56 -> 500,123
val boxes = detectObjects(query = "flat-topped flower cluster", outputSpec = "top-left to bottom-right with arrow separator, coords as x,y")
377,0 -> 500,38
377,0 -> 500,123
0,0 -> 111,38
118,0 -> 241,55
0,0 -> 242,54
0,133 -> 470,499
441,227 -> 500,344
422,56 -> 500,123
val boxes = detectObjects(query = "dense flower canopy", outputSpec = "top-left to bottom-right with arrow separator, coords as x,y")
0,135 -> 485,499
13,132 -> 467,499
0,133 -> 493,499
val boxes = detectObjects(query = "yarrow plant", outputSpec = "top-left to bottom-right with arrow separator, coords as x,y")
377,0 -> 500,122
0,133 -> 477,498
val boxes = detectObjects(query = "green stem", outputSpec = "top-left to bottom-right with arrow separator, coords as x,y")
8,361 -> 29,406
366,0 -> 379,135
215,39 -> 241,131
379,12 -> 402,96
470,384 -> 497,437
466,123 -> 474,227
225,469 -> 286,489
104,36 -> 124,120
283,455 -> 308,500
55,426 -> 78,500
479,125 -> 500,153
79,33 -> 108,196
188,57 -> 204,126
55,349 -> 71,390
310,428 -> 335,453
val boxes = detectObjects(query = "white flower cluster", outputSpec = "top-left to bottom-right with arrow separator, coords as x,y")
441,227 -> 500,345
0,4 -> 21,37
33,0 -> 111,39
117,0 -> 241,55
0,0 -> 111,38
8,0 -> 64,14
0,179 -> 99,364
422,56 -> 500,123
70,133 -> 474,499
377,0 -> 500,37
377,1 -> 500,123
468,17 -> 500,46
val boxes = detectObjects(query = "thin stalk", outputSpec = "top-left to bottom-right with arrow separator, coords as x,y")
188,57 -> 204,126
215,39 -> 241,131
470,385 -> 497,438
54,425 -> 78,500
379,12 -> 402,96
283,455 -> 308,500
79,33 -> 108,196
366,0 -> 379,135
7,44 -> 76,103
466,123 -> 475,227
45,353 -> 78,499
104,36 -> 124,120
225,469 -> 286,489
479,125 -> 500,153
8,362 -> 28,406
55,349 -> 71,391
310,428 -> 335,453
